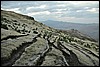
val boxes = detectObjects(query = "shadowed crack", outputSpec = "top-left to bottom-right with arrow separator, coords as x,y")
1,34 -> 29,41
31,35 -> 58,66
52,44 -> 70,66
1,34 -> 40,66
36,41 -> 50,66
59,41 -> 87,66
59,41 -> 98,66
60,41 -> 98,66
78,49 -> 98,66
28,39 -> 50,66
68,43 -> 98,66
81,48 -> 99,59
68,50 -> 83,66
51,39 -> 85,66
45,36 -> 70,66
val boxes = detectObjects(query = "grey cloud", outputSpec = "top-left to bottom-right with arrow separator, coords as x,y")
1,1 -> 99,23
61,10 -> 99,18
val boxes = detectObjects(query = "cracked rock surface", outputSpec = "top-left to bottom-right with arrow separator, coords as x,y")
1,10 -> 99,66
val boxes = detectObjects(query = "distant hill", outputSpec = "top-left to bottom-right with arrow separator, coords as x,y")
40,20 -> 99,41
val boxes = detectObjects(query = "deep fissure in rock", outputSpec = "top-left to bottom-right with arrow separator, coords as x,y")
1,34 -> 39,66
1,34 -> 29,41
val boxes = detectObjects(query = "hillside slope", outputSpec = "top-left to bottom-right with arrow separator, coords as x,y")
41,20 -> 99,41
1,10 -> 99,66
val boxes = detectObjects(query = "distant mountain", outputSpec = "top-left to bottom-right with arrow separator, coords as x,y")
40,20 -> 99,41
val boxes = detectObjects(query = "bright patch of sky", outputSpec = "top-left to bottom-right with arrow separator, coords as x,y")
1,1 -> 99,24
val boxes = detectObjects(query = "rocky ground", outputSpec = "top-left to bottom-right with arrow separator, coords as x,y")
1,10 -> 99,66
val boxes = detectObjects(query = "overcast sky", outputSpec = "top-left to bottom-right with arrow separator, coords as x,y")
1,1 -> 99,24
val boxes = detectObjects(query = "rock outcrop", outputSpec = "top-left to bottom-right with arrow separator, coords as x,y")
1,10 -> 99,66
